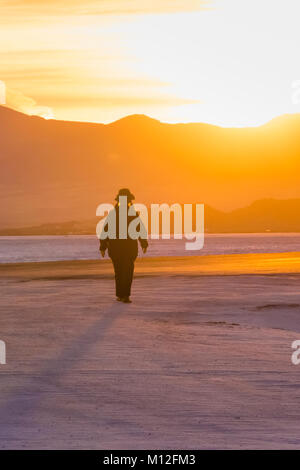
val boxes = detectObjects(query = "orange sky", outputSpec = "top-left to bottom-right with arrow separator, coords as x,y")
1,0 -> 300,126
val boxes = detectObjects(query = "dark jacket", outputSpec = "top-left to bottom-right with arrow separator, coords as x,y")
100,206 -> 148,260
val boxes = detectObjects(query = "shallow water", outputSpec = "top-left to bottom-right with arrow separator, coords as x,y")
0,233 -> 300,263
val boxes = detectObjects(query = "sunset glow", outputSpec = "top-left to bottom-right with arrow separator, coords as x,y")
1,0 -> 300,126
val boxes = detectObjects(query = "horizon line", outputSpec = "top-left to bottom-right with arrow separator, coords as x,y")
1,105 -> 299,130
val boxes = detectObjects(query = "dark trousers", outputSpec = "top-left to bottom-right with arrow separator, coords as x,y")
111,257 -> 135,298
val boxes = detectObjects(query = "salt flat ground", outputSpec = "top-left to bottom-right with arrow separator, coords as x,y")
0,254 -> 300,449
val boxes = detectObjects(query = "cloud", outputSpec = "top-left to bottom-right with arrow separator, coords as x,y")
0,1 -> 209,124
51,94 -> 200,108
5,86 -> 54,119
1,0 -> 210,16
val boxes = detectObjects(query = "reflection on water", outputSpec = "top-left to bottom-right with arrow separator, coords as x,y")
0,233 -> 300,264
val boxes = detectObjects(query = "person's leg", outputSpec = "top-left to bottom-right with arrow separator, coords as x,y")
113,257 -> 135,300
127,259 -> 135,296
119,259 -> 128,298
112,258 -> 122,298
122,258 -> 135,299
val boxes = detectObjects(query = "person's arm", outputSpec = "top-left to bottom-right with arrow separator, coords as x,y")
98,208 -> 116,257
139,237 -> 148,254
99,217 -> 109,257
99,238 -> 108,257
137,214 -> 148,253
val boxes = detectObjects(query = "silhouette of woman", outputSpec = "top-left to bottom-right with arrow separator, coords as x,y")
99,188 -> 148,303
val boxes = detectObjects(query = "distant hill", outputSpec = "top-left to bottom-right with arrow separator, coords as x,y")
1,199 -> 300,235
0,106 -> 300,229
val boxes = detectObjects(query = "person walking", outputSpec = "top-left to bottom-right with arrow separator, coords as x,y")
99,188 -> 148,303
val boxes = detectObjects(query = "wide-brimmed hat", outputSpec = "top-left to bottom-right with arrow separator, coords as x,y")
115,188 -> 135,202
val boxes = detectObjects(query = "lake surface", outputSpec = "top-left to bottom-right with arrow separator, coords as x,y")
0,233 -> 300,263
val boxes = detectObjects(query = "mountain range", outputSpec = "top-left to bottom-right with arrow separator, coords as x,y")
1,199 -> 300,235
0,106 -> 299,231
